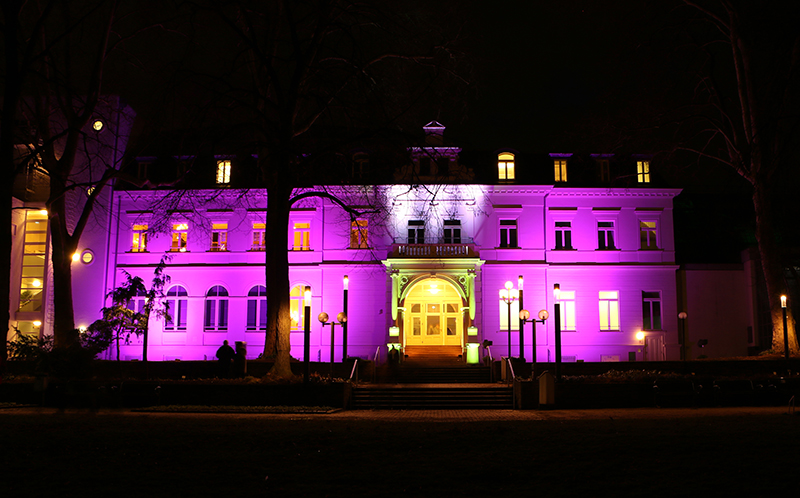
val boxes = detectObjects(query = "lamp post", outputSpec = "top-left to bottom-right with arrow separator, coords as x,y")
678,311 -> 688,361
553,283 -> 562,381
781,295 -> 789,361
520,308 -> 549,379
518,275 -> 524,361
319,312 -> 347,376
342,275 -> 349,361
499,280 -> 519,359
303,286 -> 311,386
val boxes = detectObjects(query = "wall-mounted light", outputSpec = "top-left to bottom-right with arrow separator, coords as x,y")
33,320 -> 42,327
781,295 -> 787,308
72,252 -> 81,262
636,331 -> 645,343
38,209 -> 48,216
92,120 -> 104,132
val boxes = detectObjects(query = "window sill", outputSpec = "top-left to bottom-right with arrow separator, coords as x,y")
127,250 -> 150,254
169,250 -> 190,253
203,329 -> 228,332
596,248 -> 619,251
553,248 -> 577,251
249,248 -> 267,252
207,249 -> 229,253
599,329 -> 622,333
164,329 -> 187,332
497,246 -> 520,250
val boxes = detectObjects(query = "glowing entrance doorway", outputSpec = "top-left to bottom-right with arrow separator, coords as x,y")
404,278 -> 463,346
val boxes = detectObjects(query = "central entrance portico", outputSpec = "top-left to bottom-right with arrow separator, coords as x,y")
403,278 -> 462,346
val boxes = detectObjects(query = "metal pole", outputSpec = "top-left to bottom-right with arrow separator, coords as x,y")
303,303 -> 311,386
554,302 -> 562,381
507,300 -> 512,359
343,281 -> 349,361
518,287 -> 524,361
783,305 -> 790,361
531,319 -> 537,378
330,322 -> 336,376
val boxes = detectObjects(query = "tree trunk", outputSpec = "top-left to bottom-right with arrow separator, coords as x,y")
48,196 -> 78,349
264,184 -> 294,377
753,182 -> 798,353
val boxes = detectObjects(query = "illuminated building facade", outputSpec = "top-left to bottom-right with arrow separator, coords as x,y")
9,120 -> 754,362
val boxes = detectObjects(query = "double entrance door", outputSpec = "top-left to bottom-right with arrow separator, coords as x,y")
405,299 -> 462,346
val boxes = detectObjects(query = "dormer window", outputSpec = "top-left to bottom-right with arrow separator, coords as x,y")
599,159 -> 610,182
353,153 -> 370,178
498,153 -> 515,181
637,160 -> 650,183
554,159 -> 568,182
216,160 -> 231,184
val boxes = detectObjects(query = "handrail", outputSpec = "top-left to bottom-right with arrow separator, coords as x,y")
505,357 -> 516,385
486,346 -> 494,383
372,346 -> 380,383
349,358 -> 359,385
486,346 -> 493,363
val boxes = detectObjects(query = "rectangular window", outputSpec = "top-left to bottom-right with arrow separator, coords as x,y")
597,221 -> 615,250
18,210 -> 48,312
252,223 -> 266,251
555,221 -> 572,249
554,160 -> 568,182
350,219 -> 369,248
210,223 -> 227,251
599,291 -> 620,331
558,291 -> 576,330
443,219 -> 461,244
216,160 -> 231,184
132,224 -> 148,252
171,223 -> 188,252
640,221 -> 658,250
498,153 -> 515,181
499,219 -> 518,248
293,222 -> 310,250
408,220 -> 425,244
637,161 -> 650,183
642,291 -> 662,330
137,162 -> 149,180
599,159 -> 610,182
499,298 -> 520,331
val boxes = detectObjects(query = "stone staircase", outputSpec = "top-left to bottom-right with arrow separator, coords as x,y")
352,344 -> 512,409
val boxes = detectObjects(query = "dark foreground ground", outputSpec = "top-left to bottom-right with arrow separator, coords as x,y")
2,407 -> 798,497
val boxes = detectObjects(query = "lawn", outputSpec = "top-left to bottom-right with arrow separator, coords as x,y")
1,407 -> 798,497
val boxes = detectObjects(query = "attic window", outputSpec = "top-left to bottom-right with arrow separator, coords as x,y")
216,160 -> 231,184
498,153 -> 515,181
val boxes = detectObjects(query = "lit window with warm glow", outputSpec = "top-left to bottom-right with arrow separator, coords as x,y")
554,160 -> 568,182
640,220 -> 658,250
171,223 -> 189,252
293,222 -> 310,251
252,223 -> 266,250
350,219 -> 369,248
637,161 -> 650,183
290,284 -> 311,329
132,224 -> 148,252
559,291 -> 576,330
642,291 -> 662,330
216,160 -> 231,184
599,291 -> 620,331
498,152 -> 515,181
210,223 -> 227,251
19,210 -> 48,312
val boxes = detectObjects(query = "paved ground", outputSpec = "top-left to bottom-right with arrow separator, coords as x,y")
2,406 -> 799,497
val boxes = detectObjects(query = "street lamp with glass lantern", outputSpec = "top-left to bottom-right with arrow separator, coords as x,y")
499,280 -> 519,358
319,311 -> 347,376
517,275 -> 524,360
342,275 -> 349,360
781,295 -> 789,360
520,308 -> 549,378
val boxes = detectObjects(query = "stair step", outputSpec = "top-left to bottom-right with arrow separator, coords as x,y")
352,386 -> 513,409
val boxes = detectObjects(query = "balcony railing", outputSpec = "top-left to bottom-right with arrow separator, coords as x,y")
390,237 -> 477,258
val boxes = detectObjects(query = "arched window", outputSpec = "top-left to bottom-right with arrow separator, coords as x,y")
127,287 -> 147,314
290,284 -> 311,330
498,152 -> 515,181
204,286 -> 229,331
247,285 -> 267,331
165,285 -> 188,330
